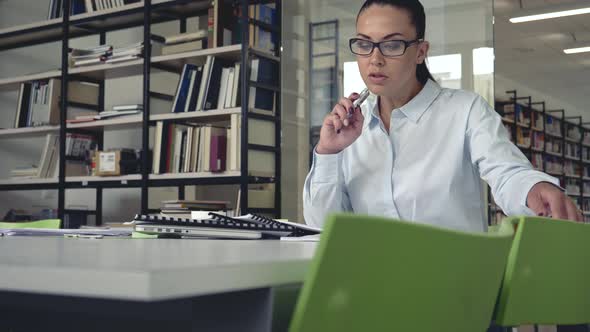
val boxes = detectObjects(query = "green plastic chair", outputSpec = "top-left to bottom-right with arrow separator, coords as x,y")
0,219 -> 61,229
494,216 -> 590,328
289,213 -> 515,332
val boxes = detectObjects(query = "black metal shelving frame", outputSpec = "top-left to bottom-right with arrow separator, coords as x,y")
491,89 -> 590,224
0,0 -> 282,225
308,20 -> 338,164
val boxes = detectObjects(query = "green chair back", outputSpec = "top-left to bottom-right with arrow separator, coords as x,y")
494,216 -> 590,326
0,219 -> 61,229
289,213 -> 515,332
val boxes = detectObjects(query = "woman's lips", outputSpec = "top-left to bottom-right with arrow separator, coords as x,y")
368,73 -> 388,84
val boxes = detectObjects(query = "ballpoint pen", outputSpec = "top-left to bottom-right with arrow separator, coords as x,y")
348,88 -> 370,118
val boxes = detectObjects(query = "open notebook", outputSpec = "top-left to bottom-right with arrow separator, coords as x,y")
133,213 -> 321,240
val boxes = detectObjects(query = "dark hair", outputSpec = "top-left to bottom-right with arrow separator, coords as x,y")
357,0 -> 435,85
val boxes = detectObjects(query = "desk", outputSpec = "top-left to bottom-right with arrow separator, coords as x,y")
0,237 -> 317,332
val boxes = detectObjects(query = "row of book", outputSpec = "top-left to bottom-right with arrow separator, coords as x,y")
13,79 -> 99,128
565,142 -> 581,159
152,122 -> 229,175
48,0 -> 141,19
152,113 -> 275,176
566,178 -> 581,196
546,138 -> 562,154
545,156 -> 564,174
10,133 -> 96,179
170,56 -> 277,113
564,161 -> 583,177
69,42 -> 143,67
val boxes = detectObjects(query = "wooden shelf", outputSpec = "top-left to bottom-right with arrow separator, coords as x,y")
66,174 -> 142,183
0,44 -> 270,91
501,117 -> 514,124
565,174 -> 581,179
0,109 -> 244,136
546,151 -> 563,157
0,125 -> 60,137
150,171 -> 241,180
516,122 -> 530,128
0,178 -> 58,186
565,155 -> 581,162
531,147 -> 544,152
547,171 -> 564,176
66,1 -> 213,39
70,44 -> 242,79
0,70 -> 62,91
0,18 -> 64,52
565,137 -> 581,143
532,127 -> 543,132
151,108 -> 241,122
545,132 -> 563,139
68,115 -> 143,129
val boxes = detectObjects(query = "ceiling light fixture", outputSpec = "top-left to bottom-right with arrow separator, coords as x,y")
510,6 -> 590,23
563,46 -> 590,54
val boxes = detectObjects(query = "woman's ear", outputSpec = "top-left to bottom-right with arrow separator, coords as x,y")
416,40 -> 429,64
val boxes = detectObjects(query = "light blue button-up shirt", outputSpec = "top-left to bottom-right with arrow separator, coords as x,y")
303,79 -> 560,232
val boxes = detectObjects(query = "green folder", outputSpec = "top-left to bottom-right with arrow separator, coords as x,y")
0,219 -> 61,229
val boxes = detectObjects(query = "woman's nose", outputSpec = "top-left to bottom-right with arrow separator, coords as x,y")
369,48 -> 385,66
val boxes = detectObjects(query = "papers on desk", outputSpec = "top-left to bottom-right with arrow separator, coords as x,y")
0,227 -> 133,237
280,234 -> 321,242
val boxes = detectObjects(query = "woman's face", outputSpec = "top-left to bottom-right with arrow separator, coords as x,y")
355,5 -> 429,97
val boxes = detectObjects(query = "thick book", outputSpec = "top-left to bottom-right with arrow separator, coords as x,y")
171,64 -> 197,113
209,127 -> 227,172
202,57 -> 234,111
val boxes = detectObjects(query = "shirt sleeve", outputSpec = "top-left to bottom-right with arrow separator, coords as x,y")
466,95 -> 562,216
302,148 -> 352,228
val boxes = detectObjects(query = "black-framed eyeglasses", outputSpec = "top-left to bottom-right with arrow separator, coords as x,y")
349,38 -> 422,57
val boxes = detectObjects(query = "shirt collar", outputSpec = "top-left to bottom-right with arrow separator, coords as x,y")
365,79 -> 442,128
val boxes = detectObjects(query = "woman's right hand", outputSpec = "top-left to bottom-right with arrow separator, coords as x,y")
316,92 -> 365,154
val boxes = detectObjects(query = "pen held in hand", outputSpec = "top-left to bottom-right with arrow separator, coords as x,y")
337,88 -> 370,134
348,88 -> 370,118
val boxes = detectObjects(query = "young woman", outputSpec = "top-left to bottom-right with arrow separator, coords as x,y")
303,0 -> 582,231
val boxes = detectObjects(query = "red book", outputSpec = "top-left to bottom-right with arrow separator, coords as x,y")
209,130 -> 227,172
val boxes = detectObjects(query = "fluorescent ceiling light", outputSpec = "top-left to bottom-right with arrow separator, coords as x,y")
510,7 -> 590,23
563,46 -> 590,54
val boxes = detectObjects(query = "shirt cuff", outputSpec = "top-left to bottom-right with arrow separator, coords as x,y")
311,147 -> 343,184
518,172 -> 563,215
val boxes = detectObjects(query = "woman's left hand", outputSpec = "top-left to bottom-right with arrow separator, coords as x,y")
526,182 -> 584,222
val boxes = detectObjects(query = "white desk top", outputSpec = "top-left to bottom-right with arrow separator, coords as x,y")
0,237 -> 317,301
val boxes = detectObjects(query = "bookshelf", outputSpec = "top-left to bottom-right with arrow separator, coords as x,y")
491,89 -> 590,224
0,0 -> 282,224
